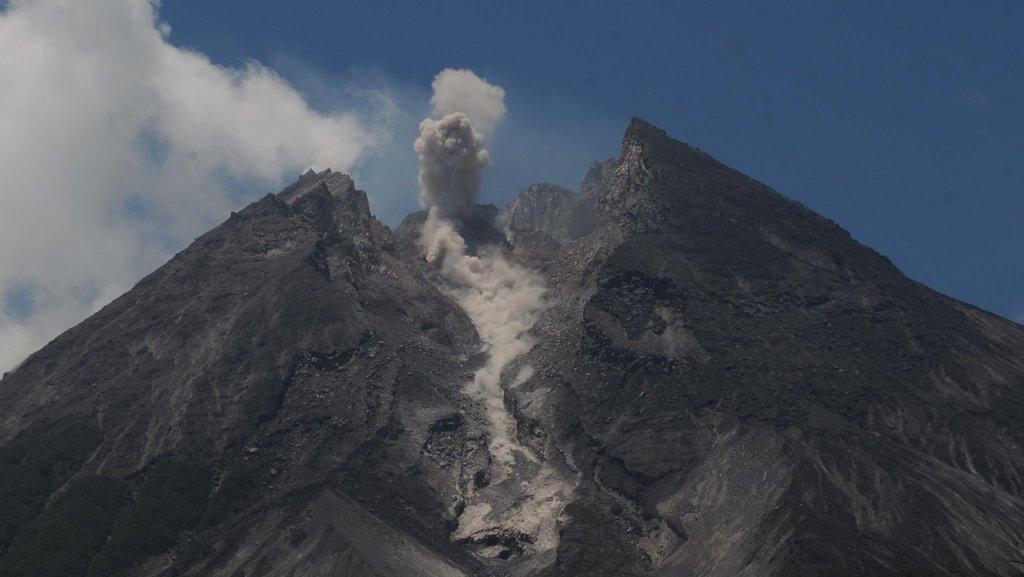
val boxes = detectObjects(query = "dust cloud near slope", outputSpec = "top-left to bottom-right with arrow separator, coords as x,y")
413,70 -> 545,468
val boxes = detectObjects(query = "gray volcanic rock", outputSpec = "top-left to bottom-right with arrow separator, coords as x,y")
512,119 -> 1024,576
397,203 -> 505,255
496,183 -> 596,242
2,120 -> 1023,577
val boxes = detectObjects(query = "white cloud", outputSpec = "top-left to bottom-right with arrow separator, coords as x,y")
0,0 -> 381,372
430,68 -> 506,137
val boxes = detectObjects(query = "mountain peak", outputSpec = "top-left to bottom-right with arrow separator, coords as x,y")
277,168 -> 355,205
3,117 -> 1024,577
262,169 -> 388,259
497,183 -> 596,242
623,116 -> 667,141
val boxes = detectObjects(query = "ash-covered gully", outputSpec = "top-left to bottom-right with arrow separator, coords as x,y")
413,99 -> 573,566
2,114 -> 1024,577
415,111 -> 545,468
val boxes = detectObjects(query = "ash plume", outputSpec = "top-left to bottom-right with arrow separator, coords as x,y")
414,113 -> 490,219
414,71 -> 545,467
430,68 -> 507,136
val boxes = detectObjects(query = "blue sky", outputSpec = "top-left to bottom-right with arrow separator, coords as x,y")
115,1 -> 1024,321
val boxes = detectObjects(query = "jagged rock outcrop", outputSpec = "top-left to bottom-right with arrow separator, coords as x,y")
496,183 -> 595,242
1,119 -> 1023,577
511,119 -> 1024,576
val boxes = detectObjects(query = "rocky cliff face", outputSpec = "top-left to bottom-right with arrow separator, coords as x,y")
496,183 -> 596,242
1,119 -> 1023,577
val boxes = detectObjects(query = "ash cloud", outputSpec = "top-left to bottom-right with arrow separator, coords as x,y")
430,68 -> 507,136
415,70 -> 544,467
414,113 -> 490,219
420,213 -> 546,466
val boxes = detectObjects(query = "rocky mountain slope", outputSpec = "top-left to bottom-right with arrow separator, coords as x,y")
1,119 -> 1023,577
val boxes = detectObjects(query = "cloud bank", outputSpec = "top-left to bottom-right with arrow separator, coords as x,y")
0,0 -> 380,372
415,70 -> 545,468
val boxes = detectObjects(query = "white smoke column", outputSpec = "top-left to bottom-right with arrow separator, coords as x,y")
415,70 -> 544,467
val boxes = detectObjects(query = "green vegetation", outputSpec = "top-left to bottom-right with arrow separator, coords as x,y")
86,459 -> 212,577
200,459 -> 260,528
0,456 -> 215,577
0,418 -> 102,556
0,476 -> 128,577
0,423 -> 254,577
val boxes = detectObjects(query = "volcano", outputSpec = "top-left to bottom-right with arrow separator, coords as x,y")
1,119 -> 1022,577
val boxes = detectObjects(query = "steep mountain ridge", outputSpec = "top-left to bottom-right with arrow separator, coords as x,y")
509,119 -> 1024,576
497,182 -> 596,242
1,119 -> 1022,577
